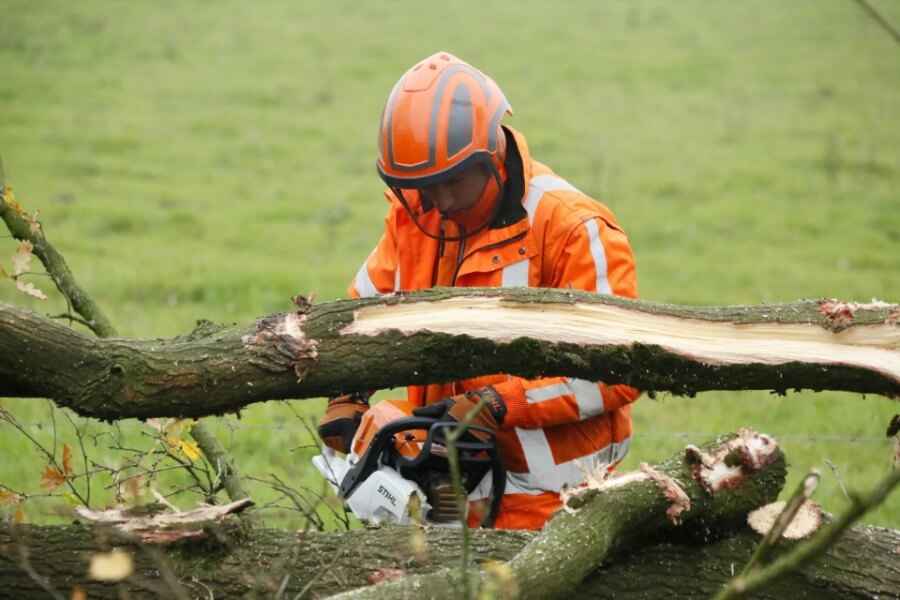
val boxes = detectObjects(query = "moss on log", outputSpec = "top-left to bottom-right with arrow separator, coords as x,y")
1,290 -> 897,420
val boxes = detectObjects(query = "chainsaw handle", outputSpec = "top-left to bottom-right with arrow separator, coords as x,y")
337,416 -> 436,498
395,420 -> 507,528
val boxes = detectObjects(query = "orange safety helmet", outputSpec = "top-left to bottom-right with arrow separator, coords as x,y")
376,51 -> 513,190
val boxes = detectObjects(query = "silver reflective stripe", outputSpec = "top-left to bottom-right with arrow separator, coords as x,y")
394,264 -> 401,292
583,219 -> 611,295
506,437 -> 632,495
524,379 -> 605,418
354,261 -> 381,298
524,382 -> 569,403
503,174 -> 581,288
514,428 -> 558,473
467,470 -> 494,501
523,174 -> 580,225
501,259 -> 529,288
570,378 -> 606,419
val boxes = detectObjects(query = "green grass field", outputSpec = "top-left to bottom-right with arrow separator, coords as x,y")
1,0 -> 898,530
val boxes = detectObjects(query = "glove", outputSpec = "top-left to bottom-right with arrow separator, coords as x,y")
318,392 -> 370,453
412,386 -> 506,443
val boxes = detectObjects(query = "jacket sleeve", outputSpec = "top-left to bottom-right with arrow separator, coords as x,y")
348,205 -> 400,298
491,215 -> 641,429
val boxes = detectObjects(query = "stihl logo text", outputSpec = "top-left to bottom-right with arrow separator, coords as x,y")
377,485 -> 397,506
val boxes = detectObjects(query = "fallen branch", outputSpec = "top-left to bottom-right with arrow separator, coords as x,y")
74,498 -> 254,543
713,466 -> 900,600
333,429 -> 785,599
1,290 -> 897,420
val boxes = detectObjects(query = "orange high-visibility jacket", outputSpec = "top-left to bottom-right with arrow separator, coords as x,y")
350,126 -> 641,529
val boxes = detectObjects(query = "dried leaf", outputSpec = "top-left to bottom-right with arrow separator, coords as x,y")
62,443 -> 74,476
15,280 -> 48,300
2,187 -> 24,215
0,489 -> 19,506
71,586 -> 87,600
88,548 -> 133,582
14,505 -> 26,523
40,465 -> 67,491
12,240 -> 34,276
24,210 -> 40,234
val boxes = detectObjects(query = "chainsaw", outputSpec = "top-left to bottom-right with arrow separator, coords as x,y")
313,400 -> 506,527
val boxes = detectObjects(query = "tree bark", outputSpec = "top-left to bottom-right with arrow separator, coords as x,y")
3,524 -> 894,600
3,466 -> 899,600
0,431 -> 789,599
1,291 -> 897,420
579,524 -> 900,599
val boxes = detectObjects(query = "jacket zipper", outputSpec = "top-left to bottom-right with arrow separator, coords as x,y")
432,218 -> 448,287
450,224 -> 467,285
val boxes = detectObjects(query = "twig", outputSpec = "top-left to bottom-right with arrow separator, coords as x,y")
824,459 -> 850,502
714,466 -> 899,599
0,180 -> 117,337
442,396 -> 490,600
291,546 -> 344,600
135,544 -> 193,600
47,400 -> 58,466
737,470 -> 819,578
1,173 -> 249,508
60,407 -> 93,505
46,312 -> 94,329
852,0 -> 900,46
188,420 -> 251,502
0,407 -> 89,505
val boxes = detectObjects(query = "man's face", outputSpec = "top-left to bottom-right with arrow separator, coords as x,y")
419,164 -> 491,220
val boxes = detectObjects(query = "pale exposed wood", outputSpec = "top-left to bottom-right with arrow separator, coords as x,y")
345,297 -> 900,383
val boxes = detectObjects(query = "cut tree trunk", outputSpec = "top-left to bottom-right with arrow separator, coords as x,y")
0,433 -> 896,599
3,523 -> 895,600
1,291 -> 897,420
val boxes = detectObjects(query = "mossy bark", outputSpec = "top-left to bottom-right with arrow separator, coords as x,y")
3,522 -> 895,599
1,435 -> 895,599
580,524 -> 900,599
1,290 -> 897,420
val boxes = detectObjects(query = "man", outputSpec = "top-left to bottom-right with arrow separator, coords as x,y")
319,52 -> 640,530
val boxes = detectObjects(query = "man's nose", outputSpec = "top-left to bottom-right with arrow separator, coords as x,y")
429,186 -> 455,213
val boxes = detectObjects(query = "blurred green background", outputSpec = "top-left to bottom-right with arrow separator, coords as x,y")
1,0 -> 897,529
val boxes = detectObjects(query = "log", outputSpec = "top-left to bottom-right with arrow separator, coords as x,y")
1,291 -> 897,420
0,435 -> 896,599
3,524 -> 894,599
579,524 -> 900,599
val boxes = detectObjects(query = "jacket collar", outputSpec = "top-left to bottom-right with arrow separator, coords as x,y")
489,126 -> 532,230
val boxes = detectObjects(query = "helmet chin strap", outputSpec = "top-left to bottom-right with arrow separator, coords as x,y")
397,163 -> 506,243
